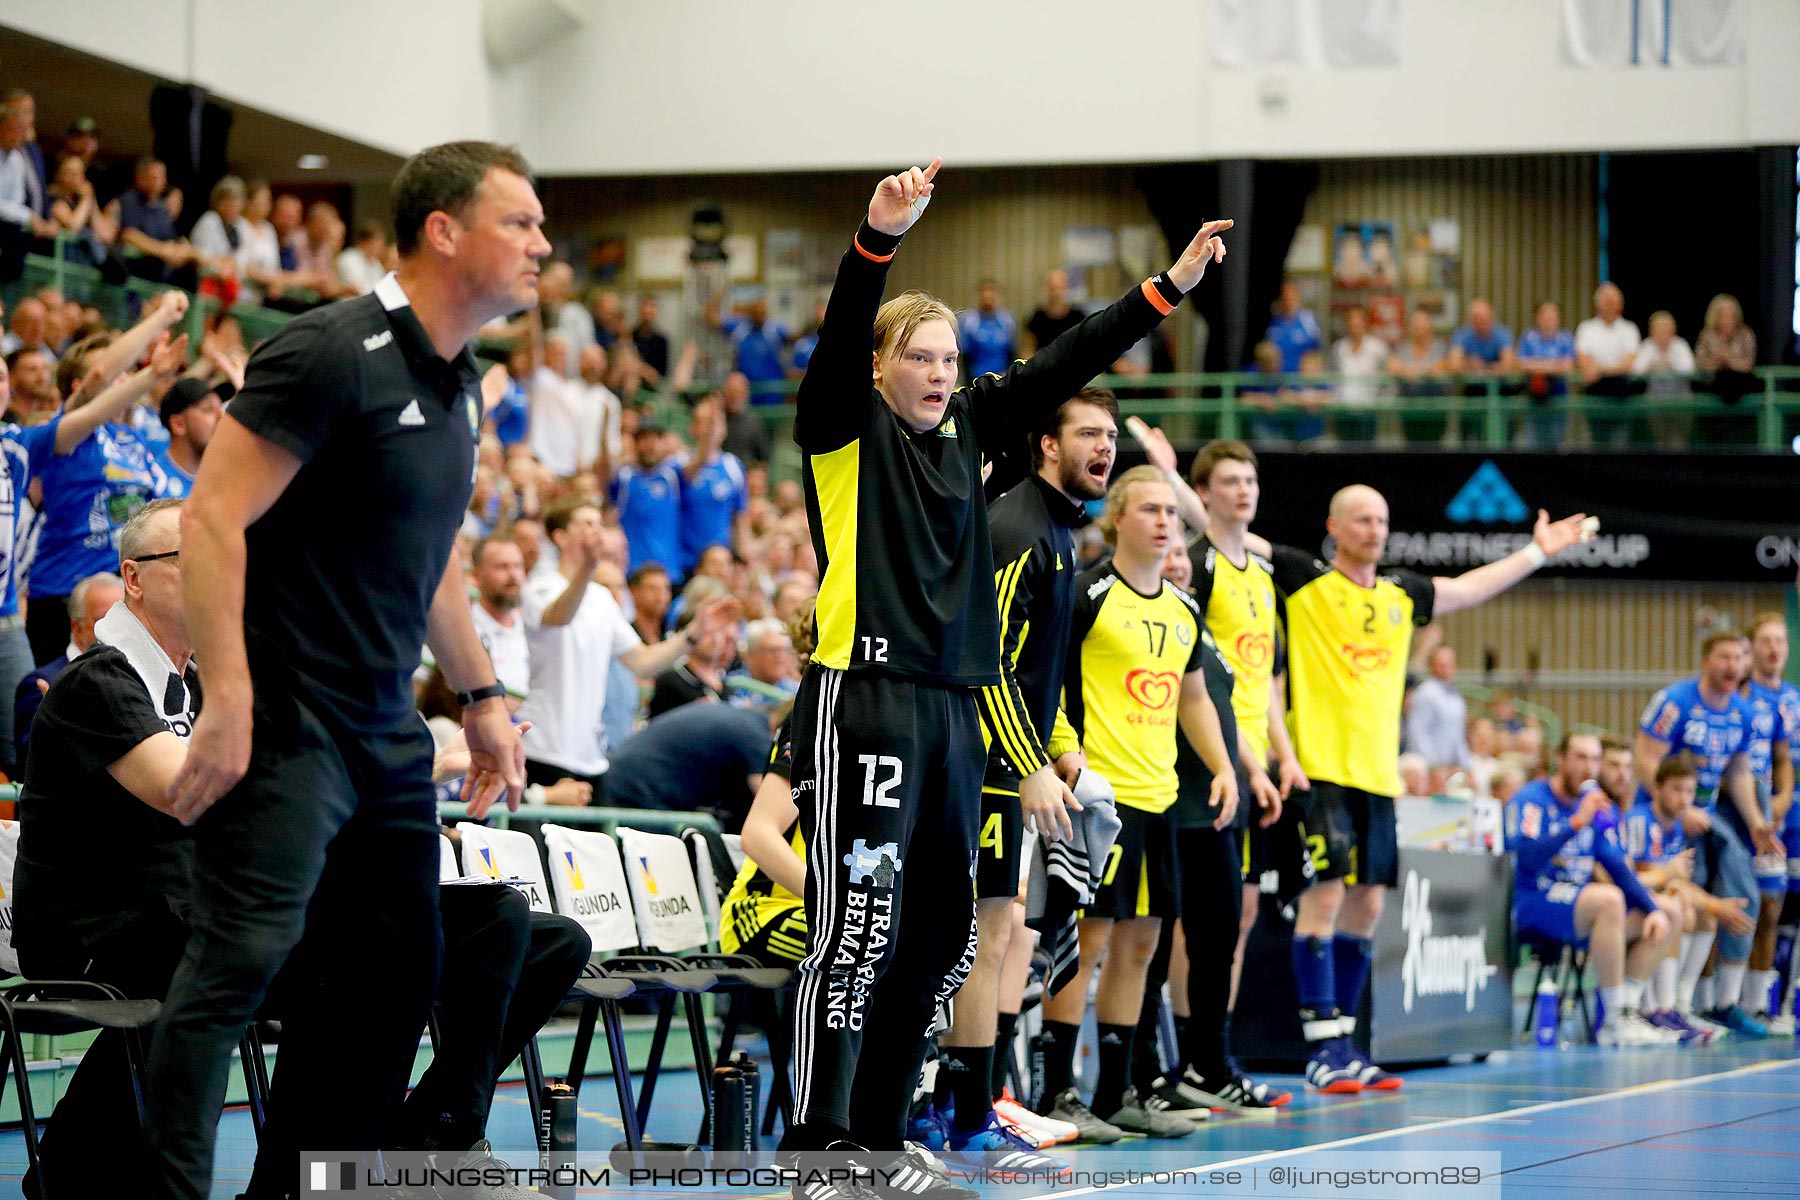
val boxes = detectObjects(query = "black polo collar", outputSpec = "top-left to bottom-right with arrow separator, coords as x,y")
373,273 -> 482,398
1029,472 -> 1091,528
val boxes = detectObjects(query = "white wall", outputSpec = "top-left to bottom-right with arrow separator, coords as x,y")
0,0 -> 499,155
5,0 -> 1799,173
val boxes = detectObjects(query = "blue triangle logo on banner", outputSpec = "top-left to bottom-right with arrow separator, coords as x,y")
1446,461 -> 1529,524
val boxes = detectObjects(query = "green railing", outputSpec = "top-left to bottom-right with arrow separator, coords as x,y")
734,368 -> 1800,454
436,801 -> 721,837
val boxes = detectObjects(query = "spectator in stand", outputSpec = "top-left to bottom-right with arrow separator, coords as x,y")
1389,309 -> 1448,395
577,343 -> 623,470
219,181 -> 275,305
1398,752 -> 1431,799
2,298 -> 55,363
58,116 -> 101,177
1448,297 -> 1515,381
45,154 -> 117,271
3,347 -> 58,426
13,570 -> 123,765
719,371 -> 772,465
1265,278 -> 1323,372
648,602 -> 737,717
603,701 -> 779,827
270,193 -> 306,272
1633,310 -> 1696,451
1466,716 -> 1501,799
27,294 -> 192,666
719,293 -> 789,394
628,563 -> 674,643
789,300 -> 828,377
335,221 -> 391,295
468,534 -> 533,704
293,200 -> 357,298
151,377 -> 228,499
0,96 -> 53,282
106,158 -> 203,287
538,263 -> 596,369
1244,337 -> 1324,445
679,396 -> 748,575
187,177 -> 252,308
771,575 -> 815,625
1515,300 -> 1577,448
589,289 -> 628,351
1,89 -> 45,210
1513,725 -> 1546,780
1024,267 -> 1084,353
1694,292 -> 1759,422
1491,756 -> 1528,804
632,294 -> 670,385
740,616 -> 801,693
1576,282 -> 1642,447
1329,305 -> 1390,442
610,420 -> 685,579
515,499 -> 737,795
1405,644 -> 1471,784
527,335 -> 597,478
959,279 -> 1019,381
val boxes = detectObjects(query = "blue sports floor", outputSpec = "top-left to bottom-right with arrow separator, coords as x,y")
2,1036 -> 1795,1197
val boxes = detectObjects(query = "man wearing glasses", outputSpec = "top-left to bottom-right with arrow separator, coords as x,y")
13,498 -> 197,1198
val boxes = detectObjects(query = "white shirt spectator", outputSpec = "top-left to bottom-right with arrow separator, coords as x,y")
470,602 -> 531,699
189,209 -> 249,260
527,366 -> 599,477
1331,335 -> 1390,407
585,378 -> 623,465
336,246 -> 388,296
1575,315 -> 1641,372
1632,336 -> 1695,395
515,573 -> 643,776
1404,676 -> 1470,769
236,219 -> 281,302
552,302 -> 597,376
0,147 -> 41,229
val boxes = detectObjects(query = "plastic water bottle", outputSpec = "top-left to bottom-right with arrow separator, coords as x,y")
1534,977 -> 1559,1047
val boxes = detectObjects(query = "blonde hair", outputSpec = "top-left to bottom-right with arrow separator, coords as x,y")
1096,465 -> 1170,546
872,291 -> 956,362
1748,610 -> 1786,639
1704,293 -> 1742,332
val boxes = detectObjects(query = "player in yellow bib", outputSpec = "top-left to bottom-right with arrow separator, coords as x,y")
1141,456 -> 1593,1094
1035,466 -> 1241,1139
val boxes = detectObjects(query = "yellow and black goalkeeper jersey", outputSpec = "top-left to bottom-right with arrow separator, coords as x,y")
796,219 -> 1187,686
1270,547 -> 1434,798
1065,563 -> 1208,813
977,474 -> 1087,780
722,716 -> 804,953
1190,534 -> 1278,762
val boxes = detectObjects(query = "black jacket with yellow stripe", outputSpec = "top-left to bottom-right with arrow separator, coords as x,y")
977,473 -> 1087,781
796,218 -> 1184,688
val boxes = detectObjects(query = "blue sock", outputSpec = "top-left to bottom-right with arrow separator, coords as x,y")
1333,934 -> 1373,1029
1291,935 -> 1337,1038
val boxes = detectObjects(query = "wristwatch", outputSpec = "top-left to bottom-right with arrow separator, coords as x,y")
456,682 -> 508,707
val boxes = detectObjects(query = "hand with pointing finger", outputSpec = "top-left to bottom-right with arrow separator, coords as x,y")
868,158 -> 942,237
1167,219 -> 1233,293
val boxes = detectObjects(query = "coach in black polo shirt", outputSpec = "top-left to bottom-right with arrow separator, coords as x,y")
150,142 -> 543,1200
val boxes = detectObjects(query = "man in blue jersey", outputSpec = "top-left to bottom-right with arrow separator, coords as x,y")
609,420 -> 685,580
957,280 -> 1018,381
678,396 -> 748,577
1613,751 -> 1754,1039
1505,732 -> 1676,1045
1743,613 -> 1798,1033
150,378 -> 227,499
1635,631 -> 1784,1036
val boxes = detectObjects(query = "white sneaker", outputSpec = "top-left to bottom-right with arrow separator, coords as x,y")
994,1094 -> 1078,1147
1597,1011 -> 1681,1047
1760,1012 -> 1795,1037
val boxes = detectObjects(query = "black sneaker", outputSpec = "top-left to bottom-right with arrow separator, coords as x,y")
1146,1076 -> 1214,1120
791,1141 -> 882,1200
1175,1064 -> 1292,1115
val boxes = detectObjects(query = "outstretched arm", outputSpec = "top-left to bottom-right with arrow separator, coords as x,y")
1126,416 -> 1208,532
1432,509 -> 1593,616
792,158 -> 940,454
966,221 -> 1231,459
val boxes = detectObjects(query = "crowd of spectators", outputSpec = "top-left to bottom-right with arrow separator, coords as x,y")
1239,278 -> 1764,450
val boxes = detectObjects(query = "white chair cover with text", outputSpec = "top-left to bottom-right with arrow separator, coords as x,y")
455,822 -> 553,913
541,824 -> 639,953
0,820 -> 19,975
617,827 -> 709,953
439,834 -> 460,883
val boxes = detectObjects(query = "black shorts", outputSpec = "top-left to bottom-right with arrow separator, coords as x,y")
975,775 -> 1025,899
1244,800 -> 1316,903
1294,781 -> 1398,888
1091,805 -> 1181,920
